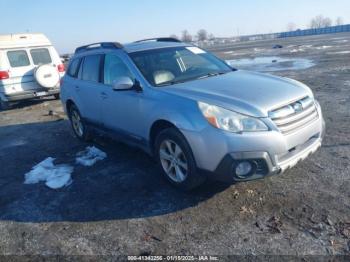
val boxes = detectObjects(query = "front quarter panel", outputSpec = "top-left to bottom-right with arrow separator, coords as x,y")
146,90 -> 208,135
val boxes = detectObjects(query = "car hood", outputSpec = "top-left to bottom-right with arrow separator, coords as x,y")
161,70 -> 313,117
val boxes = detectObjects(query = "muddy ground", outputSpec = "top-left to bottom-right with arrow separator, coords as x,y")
0,33 -> 349,258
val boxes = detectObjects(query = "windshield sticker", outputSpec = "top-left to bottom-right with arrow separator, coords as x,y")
186,47 -> 206,54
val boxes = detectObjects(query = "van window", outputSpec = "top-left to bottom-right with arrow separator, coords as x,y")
30,48 -> 52,65
67,58 -> 81,78
7,50 -> 30,67
81,55 -> 102,82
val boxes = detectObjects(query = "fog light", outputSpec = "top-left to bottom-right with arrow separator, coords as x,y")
235,161 -> 253,178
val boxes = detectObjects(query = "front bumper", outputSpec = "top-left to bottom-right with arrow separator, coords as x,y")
182,102 -> 325,183
2,88 -> 60,102
202,134 -> 322,183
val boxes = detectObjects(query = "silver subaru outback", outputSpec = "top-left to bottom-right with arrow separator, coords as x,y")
61,38 -> 325,190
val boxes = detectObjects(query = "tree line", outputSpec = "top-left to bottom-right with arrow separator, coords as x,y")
169,15 -> 346,42
170,29 -> 215,42
287,15 -> 345,31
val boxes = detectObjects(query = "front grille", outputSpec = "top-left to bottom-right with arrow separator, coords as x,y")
269,96 -> 318,134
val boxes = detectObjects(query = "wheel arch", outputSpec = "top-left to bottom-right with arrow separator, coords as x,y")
66,99 -> 75,115
149,119 -> 179,155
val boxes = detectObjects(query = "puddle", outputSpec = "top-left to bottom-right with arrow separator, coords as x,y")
227,56 -> 315,72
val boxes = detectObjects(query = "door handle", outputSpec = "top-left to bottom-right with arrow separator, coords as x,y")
75,85 -> 80,91
100,92 -> 108,99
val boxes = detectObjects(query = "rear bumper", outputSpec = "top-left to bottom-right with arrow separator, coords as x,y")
2,88 -> 60,102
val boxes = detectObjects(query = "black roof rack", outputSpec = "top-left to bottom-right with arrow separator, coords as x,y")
75,42 -> 123,54
134,37 -> 181,43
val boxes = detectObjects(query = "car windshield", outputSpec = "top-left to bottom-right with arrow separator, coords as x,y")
129,46 -> 234,87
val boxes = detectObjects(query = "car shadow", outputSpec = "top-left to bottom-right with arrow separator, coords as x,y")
0,120 -> 230,223
5,95 -> 58,111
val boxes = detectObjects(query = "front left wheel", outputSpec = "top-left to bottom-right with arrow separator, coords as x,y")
155,128 -> 206,191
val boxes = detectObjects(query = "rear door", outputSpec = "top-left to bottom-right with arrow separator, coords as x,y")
73,54 -> 104,125
6,46 -> 56,93
6,49 -> 37,92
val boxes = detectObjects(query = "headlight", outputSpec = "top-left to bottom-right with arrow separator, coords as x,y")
198,102 -> 268,132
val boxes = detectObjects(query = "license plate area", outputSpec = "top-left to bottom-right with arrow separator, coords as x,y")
36,91 -> 47,97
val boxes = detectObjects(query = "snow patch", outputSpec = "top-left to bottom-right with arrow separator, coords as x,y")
24,157 -> 73,189
315,46 -> 332,50
327,51 -> 350,55
76,146 -> 107,167
290,48 -> 304,53
334,40 -> 348,43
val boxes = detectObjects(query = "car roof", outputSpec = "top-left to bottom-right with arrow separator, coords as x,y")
0,33 -> 52,49
123,41 -> 189,53
73,39 -> 193,57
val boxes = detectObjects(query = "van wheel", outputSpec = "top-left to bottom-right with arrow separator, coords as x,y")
155,128 -> 206,191
54,94 -> 60,100
0,99 -> 10,111
68,104 -> 92,141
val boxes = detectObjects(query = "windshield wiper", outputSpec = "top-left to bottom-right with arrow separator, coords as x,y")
157,72 -> 227,87
196,71 -> 227,80
157,79 -> 188,87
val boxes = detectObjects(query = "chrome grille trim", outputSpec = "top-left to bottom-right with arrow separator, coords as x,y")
269,96 -> 319,134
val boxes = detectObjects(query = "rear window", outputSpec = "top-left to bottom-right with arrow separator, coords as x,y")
81,55 -> 102,82
67,58 -> 81,78
30,48 -> 52,65
7,50 -> 30,67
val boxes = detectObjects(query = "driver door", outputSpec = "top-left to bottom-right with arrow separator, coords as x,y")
100,53 -> 144,139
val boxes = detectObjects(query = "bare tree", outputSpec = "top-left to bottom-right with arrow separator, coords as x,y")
197,29 -> 208,41
336,17 -> 344,26
309,15 -> 332,29
208,33 -> 215,40
286,22 -> 297,32
181,30 -> 193,42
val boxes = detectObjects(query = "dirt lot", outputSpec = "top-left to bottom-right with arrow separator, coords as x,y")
1,33 -> 350,258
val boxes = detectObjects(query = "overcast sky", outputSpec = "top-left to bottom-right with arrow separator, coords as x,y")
2,0 -> 349,53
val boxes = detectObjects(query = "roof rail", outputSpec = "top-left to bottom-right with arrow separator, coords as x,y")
75,42 -> 123,54
134,37 -> 181,43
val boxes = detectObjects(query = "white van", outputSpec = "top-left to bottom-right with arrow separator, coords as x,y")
0,33 -> 65,110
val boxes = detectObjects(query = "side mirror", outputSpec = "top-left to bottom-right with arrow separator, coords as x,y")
112,77 -> 134,91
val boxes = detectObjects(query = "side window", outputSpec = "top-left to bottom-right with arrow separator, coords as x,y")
30,48 -> 52,65
67,58 -> 81,78
7,50 -> 30,67
81,55 -> 102,82
103,54 -> 134,85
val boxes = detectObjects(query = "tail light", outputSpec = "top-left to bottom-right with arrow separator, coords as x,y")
0,71 -> 9,80
57,64 -> 65,72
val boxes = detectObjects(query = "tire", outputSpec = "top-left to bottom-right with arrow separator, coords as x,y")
34,64 -> 60,88
54,94 -> 60,100
155,127 -> 206,191
68,104 -> 92,141
0,99 -> 10,111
